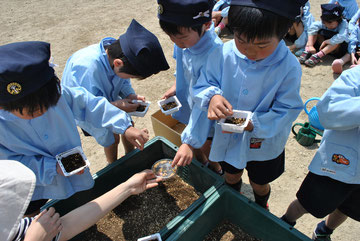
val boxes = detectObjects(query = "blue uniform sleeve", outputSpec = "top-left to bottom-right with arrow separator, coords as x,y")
62,86 -> 132,135
349,9 -> 360,30
329,20 -> 349,45
295,31 -> 308,49
317,67 -> 360,130
308,21 -> 323,36
181,106 -> 214,148
192,46 -> 224,110
221,6 -> 229,18
213,0 -> 225,11
0,146 -> 57,186
119,78 -> 136,99
348,27 -> 360,53
251,64 -> 303,138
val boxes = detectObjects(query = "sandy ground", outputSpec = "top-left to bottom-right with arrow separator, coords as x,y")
1,0 -> 359,240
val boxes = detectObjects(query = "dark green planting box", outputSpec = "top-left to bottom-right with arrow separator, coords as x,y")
43,136 -> 224,239
166,186 -> 312,241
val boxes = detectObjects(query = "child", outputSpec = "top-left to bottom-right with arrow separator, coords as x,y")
281,66 -> 360,241
157,0 -> 224,174
212,0 -> 231,36
173,0 -> 305,209
61,19 -> 169,164
1,160 -> 161,241
286,2 -> 315,56
0,41 -> 149,216
328,0 -> 359,21
298,4 -> 348,67
332,19 -> 360,73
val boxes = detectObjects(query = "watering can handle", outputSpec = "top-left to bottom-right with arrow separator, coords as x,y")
291,123 -> 304,136
304,97 -> 321,115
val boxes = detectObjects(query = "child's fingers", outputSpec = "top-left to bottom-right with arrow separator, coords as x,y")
223,99 -> 233,114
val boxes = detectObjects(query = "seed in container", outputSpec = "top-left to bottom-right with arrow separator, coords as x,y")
60,153 -> 86,173
225,117 -> 246,126
136,104 -> 146,112
152,159 -> 177,179
161,101 -> 177,111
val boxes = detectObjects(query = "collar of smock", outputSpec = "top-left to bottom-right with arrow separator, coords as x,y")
99,37 -> 118,76
232,39 -> 288,67
186,29 -> 218,55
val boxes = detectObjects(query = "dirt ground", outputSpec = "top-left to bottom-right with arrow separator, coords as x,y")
1,0 -> 359,240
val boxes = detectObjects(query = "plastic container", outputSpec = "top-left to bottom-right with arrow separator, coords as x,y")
166,186 -> 312,241
304,97 -> 324,131
128,100 -> 151,117
43,136 -> 224,240
218,110 -> 252,133
138,233 -> 162,241
152,158 -> 177,179
158,96 -> 182,115
55,146 -> 90,176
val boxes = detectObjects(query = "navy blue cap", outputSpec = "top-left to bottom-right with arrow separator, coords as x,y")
321,4 -> 344,18
230,0 -> 308,20
0,41 -> 55,103
157,0 -> 214,26
119,19 -> 169,78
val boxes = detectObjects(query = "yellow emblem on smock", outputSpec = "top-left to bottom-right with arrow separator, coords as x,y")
7,82 -> 22,95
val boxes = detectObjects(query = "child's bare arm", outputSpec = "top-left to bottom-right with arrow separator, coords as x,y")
208,95 -> 233,120
162,82 -> 176,99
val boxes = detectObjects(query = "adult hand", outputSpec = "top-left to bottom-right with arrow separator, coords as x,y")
208,95 -> 233,120
172,144 -> 194,167
123,127 -> 149,151
111,99 -> 139,112
125,169 -> 162,195
24,207 -> 62,241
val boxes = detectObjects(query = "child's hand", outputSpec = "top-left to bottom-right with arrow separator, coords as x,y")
124,127 -> 149,151
244,120 -> 254,132
172,144 -> 193,167
319,40 -> 330,51
306,45 -> 316,54
56,163 -> 65,176
127,94 -> 146,102
24,207 -> 62,241
111,99 -> 139,112
208,95 -> 233,120
162,84 -> 176,99
351,53 -> 358,65
125,170 -> 162,195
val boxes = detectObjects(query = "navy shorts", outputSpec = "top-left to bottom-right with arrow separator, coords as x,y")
25,199 -> 49,215
219,150 -> 285,185
297,172 -> 360,221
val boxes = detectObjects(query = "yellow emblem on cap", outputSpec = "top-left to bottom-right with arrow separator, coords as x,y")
158,4 -> 164,15
7,82 -> 22,95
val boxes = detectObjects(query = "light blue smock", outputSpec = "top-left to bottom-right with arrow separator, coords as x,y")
309,66 -> 360,184
213,0 -> 231,18
308,19 -> 349,45
328,0 -> 359,20
349,9 -> 360,32
61,37 -> 135,146
172,29 -> 223,124
182,40 -> 303,169
347,24 -> 360,53
0,86 -> 132,200
295,2 -> 315,49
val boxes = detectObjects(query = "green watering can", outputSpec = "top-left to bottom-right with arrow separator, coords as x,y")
292,122 -> 323,146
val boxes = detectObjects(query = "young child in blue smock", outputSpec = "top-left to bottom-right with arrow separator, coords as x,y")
0,41 -> 149,216
286,2 -> 315,56
157,0 -> 223,173
61,19 -> 169,164
174,0 -> 305,209
281,66 -> 360,241
298,4 -> 349,67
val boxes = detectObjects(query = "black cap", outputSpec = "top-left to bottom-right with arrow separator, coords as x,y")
0,41 -> 55,103
321,4 -> 344,18
230,0 -> 308,20
119,19 -> 169,78
157,0 -> 214,26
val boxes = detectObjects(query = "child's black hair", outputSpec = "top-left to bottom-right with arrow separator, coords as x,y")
105,40 -> 141,77
321,14 -> 343,24
159,20 -> 203,37
0,75 -> 61,116
228,6 -> 294,42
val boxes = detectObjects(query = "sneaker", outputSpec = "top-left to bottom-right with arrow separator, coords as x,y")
298,51 -> 312,64
295,48 -> 305,57
312,230 -> 332,241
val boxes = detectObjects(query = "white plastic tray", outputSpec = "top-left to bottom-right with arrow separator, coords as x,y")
128,100 -> 151,117
157,95 -> 182,115
55,146 -> 90,176
218,110 -> 252,133
137,233 -> 162,241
